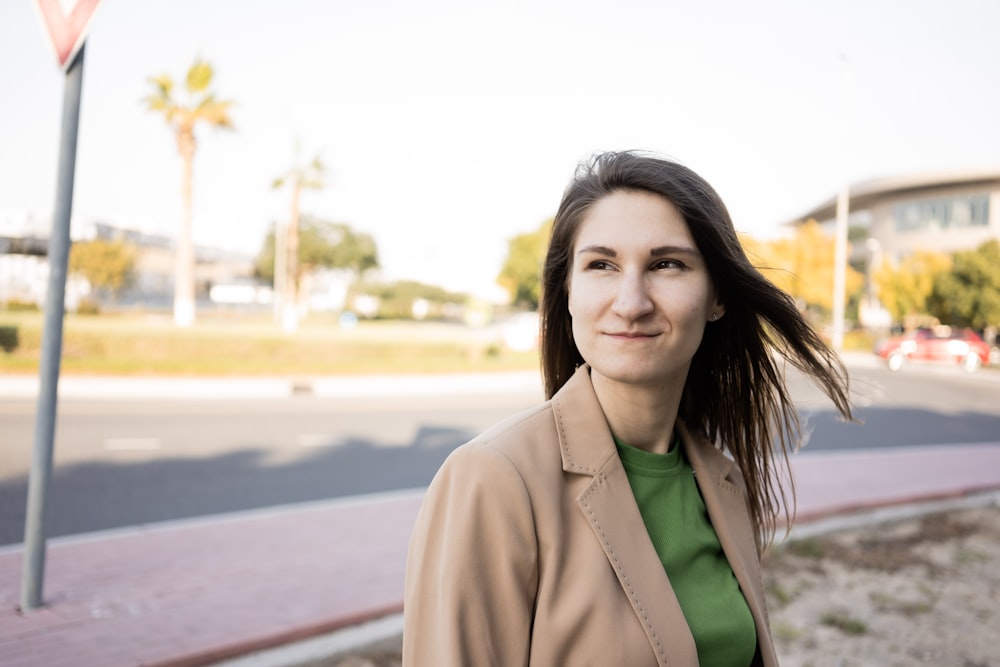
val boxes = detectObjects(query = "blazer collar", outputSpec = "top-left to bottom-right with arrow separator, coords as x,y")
550,364 -> 738,482
551,364 -> 619,476
550,363 -> 742,483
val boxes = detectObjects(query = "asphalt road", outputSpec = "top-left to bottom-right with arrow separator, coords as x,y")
2,362 -> 999,546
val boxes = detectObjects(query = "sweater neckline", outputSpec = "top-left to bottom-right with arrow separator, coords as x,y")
613,432 -> 684,473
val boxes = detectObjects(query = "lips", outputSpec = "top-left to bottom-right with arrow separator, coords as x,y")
606,331 -> 659,338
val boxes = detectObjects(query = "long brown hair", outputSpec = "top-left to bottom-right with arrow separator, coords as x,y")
540,151 -> 853,548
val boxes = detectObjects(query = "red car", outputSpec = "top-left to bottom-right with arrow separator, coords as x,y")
874,327 -> 991,372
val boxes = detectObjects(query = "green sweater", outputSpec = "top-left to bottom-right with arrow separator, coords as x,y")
615,437 -> 757,667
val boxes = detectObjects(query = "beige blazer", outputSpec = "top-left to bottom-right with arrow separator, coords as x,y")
403,365 -> 778,666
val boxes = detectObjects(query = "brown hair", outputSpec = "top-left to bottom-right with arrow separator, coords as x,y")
540,151 -> 853,548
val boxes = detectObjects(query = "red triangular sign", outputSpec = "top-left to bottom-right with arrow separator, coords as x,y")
33,0 -> 102,70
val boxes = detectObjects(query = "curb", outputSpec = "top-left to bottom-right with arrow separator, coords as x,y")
0,371 -> 543,400
207,614 -> 405,667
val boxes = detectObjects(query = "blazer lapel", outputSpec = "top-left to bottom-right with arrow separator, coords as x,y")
681,423 -> 776,665
551,366 -> 699,667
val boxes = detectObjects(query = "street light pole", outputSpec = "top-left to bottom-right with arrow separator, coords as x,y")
832,183 -> 849,351
831,51 -> 852,352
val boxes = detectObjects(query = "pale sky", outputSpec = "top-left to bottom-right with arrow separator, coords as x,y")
2,0 -> 999,300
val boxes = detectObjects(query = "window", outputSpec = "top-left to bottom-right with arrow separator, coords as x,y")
893,194 -> 990,233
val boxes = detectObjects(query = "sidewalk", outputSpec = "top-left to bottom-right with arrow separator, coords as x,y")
0,491 -> 423,667
3,442 -> 1000,667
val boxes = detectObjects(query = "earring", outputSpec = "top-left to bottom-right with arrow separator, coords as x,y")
711,313 -> 718,321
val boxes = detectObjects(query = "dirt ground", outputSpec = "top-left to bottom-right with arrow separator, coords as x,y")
315,503 -> 1000,667
764,503 -> 999,667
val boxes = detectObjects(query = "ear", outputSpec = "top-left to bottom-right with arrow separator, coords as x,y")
709,300 -> 725,322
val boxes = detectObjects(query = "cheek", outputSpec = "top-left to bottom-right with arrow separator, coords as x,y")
566,275 -> 577,317
671,288 -> 714,324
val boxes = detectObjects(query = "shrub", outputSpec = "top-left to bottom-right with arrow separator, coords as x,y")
76,298 -> 101,315
0,326 -> 18,353
3,300 -> 38,312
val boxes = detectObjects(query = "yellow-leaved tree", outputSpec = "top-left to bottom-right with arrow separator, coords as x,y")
69,239 -> 136,298
497,218 -> 553,309
875,250 -> 951,329
742,220 -> 864,316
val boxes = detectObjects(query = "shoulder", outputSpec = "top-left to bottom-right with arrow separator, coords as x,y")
413,402 -> 561,552
438,400 -> 561,484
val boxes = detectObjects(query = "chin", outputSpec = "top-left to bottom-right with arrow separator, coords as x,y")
592,364 -> 675,388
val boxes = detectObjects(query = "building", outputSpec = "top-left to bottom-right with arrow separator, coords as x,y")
86,222 -> 259,309
794,168 -> 1000,263
791,169 -> 1000,328
0,213 -> 260,311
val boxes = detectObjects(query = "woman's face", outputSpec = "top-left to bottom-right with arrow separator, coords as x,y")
567,189 -> 723,390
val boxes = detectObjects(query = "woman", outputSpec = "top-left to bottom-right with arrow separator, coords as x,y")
403,151 -> 853,666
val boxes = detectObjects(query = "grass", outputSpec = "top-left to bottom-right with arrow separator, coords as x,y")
772,622 -> 803,641
0,310 -> 896,377
786,537 -> 827,560
0,310 -> 541,376
766,581 -> 794,607
953,547 -> 989,565
820,610 -> 868,635
869,591 -> 934,616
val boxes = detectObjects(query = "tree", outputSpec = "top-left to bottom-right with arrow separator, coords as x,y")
255,216 -> 379,285
346,279 -> 467,320
272,145 -> 325,331
298,217 -> 379,275
928,239 -> 1000,330
497,218 -> 552,309
144,58 -> 234,327
874,250 -> 951,327
746,220 -> 864,317
69,239 -> 136,298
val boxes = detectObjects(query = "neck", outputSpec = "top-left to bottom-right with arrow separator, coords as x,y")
591,372 -> 684,455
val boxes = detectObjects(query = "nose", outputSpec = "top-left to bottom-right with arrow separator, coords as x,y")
611,272 -> 654,321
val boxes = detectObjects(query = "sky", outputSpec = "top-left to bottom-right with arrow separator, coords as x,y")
2,0 -> 999,301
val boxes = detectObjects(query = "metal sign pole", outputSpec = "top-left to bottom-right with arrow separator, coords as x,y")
21,42 -> 86,611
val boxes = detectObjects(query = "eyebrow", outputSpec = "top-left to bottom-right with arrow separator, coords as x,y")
576,245 -> 701,258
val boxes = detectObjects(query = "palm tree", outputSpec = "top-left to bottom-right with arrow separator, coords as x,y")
144,59 -> 233,327
272,144 -> 325,332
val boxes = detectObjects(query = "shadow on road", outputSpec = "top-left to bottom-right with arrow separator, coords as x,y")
0,424 -> 474,547
799,406 -> 1000,451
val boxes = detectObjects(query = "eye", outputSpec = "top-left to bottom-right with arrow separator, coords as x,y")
652,258 -> 685,270
586,259 -> 616,271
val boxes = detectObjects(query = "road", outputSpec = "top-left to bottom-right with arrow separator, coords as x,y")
2,361 -> 999,546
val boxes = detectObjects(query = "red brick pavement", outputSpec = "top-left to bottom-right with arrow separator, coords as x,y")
789,442 -> 1000,521
0,492 -> 422,667
2,444 -> 999,667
